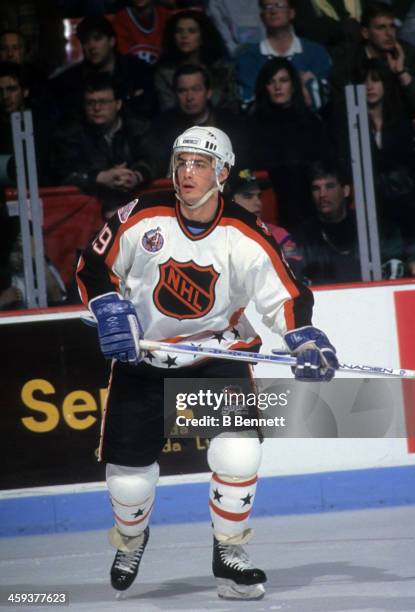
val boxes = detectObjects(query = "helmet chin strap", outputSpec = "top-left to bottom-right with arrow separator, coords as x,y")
175,184 -> 219,210
173,160 -> 225,210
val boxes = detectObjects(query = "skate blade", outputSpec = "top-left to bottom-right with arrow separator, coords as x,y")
216,578 -> 265,600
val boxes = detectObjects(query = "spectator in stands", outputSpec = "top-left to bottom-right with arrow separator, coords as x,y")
291,0 -> 364,52
330,2 -> 415,115
155,10 -> 239,112
49,73 -> 158,218
0,29 -> 51,110
0,0 -> 39,65
236,0 -> 332,109
294,160 -> 406,283
0,1 -> 66,76
228,168 -> 302,274
207,0 -> 266,57
250,57 -> 332,229
149,64 -> 248,175
292,161 -> 361,284
357,58 -> 415,269
49,16 -> 155,120
293,1 -> 413,50
0,60 -> 65,308
0,29 -> 25,63
0,229 -> 67,310
112,0 -> 172,65
0,61 -> 51,185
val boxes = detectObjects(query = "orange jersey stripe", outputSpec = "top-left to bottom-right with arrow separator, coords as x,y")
76,256 -> 88,306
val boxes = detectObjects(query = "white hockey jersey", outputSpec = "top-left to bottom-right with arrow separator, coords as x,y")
77,191 -> 313,368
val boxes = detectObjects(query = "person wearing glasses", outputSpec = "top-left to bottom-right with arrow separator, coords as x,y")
49,16 -> 155,121
50,73 -> 157,218
236,0 -> 332,109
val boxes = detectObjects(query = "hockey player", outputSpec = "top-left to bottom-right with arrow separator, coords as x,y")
76,126 -> 338,600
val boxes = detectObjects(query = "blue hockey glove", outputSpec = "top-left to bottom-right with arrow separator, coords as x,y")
284,326 -> 339,381
89,293 -> 143,364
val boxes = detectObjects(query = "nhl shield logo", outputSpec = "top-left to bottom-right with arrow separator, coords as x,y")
142,227 -> 164,252
154,258 -> 219,319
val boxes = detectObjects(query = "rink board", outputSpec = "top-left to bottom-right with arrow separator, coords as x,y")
1,466 -> 415,537
1,280 -> 415,535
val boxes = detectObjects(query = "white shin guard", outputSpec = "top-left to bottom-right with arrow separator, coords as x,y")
207,434 -> 262,543
106,462 -> 159,539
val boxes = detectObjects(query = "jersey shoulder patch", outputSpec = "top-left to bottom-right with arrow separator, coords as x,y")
117,190 -> 176,224
118,199 -> 139,223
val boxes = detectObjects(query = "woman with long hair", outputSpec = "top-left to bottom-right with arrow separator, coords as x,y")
357,58 -> 415,271
250,57 -> 331,228
154,9 -> 239,112
357,58 -> 412,156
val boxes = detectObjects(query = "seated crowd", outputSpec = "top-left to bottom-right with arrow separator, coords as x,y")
1,0 -> 415,309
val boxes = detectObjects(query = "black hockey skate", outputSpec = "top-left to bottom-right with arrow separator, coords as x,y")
212,536 -> 267,600
110,526 -> 149,591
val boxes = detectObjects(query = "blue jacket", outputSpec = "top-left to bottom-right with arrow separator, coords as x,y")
236,37 -> 332,103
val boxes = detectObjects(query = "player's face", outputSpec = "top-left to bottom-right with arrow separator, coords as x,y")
84,88 -> 121,127
176,72 -> 211,117
175,152 -> 217,204
0,76 -> 27,113
311,176 -> 349,221
261,1 -> 294,30
83,33 -> 115,66
362,16 -> 397,52
266,69 -> 293,107
365,72 -> 384,106
174,18 -> 201,55
0,33 -> 25,64
234,189 -> 263,215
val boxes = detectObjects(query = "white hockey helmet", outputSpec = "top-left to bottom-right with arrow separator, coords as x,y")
171,126 -> 235,209
172,126 -> 235,169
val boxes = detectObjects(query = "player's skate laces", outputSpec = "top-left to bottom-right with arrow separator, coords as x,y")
212,537 -> 267,600
110,527 -> 149,591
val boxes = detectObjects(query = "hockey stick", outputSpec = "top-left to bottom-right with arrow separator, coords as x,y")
140,339 -> 415,379
80,315 -> 415,378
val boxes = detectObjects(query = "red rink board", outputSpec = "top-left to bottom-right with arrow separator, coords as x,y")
394,290 -> 415,452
